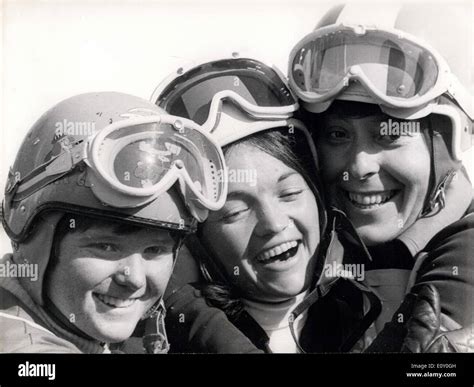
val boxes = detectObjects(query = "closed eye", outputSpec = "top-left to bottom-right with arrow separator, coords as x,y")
220,207 -> 249,223
280,188 -> 304,201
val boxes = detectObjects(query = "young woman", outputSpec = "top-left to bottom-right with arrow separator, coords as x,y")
0,92 -> 228,353
288,3 -> 474,351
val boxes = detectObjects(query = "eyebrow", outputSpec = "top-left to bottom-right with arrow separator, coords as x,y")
79,229 -> 172,242
226,171 -> 300,199
278,171 -> 299,182
226,190 -> 251,201
325,115 -> 386,124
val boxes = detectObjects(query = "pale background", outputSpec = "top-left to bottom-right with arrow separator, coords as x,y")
1,0 -> 473,253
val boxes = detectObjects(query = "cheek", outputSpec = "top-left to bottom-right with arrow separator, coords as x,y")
384,147 -> 431,194
297,194 -> 320,250
316,144 -> 346,181
71,257 -> 117,289
56,242 -> 117,286
53,257 -> 111,294
45,255 -> 114,314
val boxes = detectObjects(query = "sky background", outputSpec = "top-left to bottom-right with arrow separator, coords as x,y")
1,0 -> 473,252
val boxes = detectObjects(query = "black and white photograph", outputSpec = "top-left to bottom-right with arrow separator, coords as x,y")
0,0 -> 473,384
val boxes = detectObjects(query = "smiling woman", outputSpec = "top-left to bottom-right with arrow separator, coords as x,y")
0,92 -> 225,353
193,129 -> 335,353
44,214 -> 177,344
200,132 -> 320,304
167,126 -> 355,354
292,3 -> 474,351
313,101 -> 432,245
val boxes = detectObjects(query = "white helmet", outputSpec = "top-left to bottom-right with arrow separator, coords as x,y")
152,55 -> 328,283
288,3 -> 473,215
288,3 -> 473,161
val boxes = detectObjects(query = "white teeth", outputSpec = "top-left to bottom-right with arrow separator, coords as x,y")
96,294 -> 137,308
256,241 -> 298,262
347,191 -> 394,207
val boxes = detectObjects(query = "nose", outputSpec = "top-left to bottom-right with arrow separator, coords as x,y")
254,200 -> 290,237
114,253 -> 147,291
347,147 -> 380,181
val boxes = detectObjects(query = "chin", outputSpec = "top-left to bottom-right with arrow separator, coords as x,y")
356,225 -> 402,246
272,280 -> 307,300
89,321 -> 137,344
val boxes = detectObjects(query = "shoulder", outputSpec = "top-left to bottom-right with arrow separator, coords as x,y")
409,207 -> 474,327
422,207 -> 474,262
0,288 -> 80,353
164,283 -> 263,353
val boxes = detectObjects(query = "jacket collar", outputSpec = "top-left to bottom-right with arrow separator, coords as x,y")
0,254 -> 106,354
398,170 -> 472,257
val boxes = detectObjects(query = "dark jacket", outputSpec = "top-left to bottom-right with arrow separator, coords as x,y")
164,200 -> 474,353
365,200 -> 474,352
164,279 -> 361,353
164,218 -> 373,354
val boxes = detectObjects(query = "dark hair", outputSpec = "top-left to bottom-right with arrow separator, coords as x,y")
54,213 -> 150,236
319,100 -> 384,118
303,99 -> 437,140
225,129 -> 321,194
302,100 -> 385,138
48,212 -> 181,273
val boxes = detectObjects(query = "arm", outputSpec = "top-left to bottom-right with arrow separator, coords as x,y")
366,216 -> 474,352
164,283 -> 263,353
0,317 -> 82,353
408,217 -> 474,329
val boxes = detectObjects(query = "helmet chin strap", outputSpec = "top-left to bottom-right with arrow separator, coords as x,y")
141,233 -> 186,354
421,125 -> 462,218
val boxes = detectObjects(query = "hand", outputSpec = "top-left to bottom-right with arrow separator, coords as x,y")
401,284 -> 474,353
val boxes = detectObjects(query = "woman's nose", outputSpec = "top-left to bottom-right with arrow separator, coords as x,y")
347,146 -> 380,181
254,201 -> 290,237
114,253 -> 147,291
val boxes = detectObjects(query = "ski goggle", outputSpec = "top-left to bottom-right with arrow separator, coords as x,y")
152,57 -> 298,126
13,115 -> 227,222
289,24 -> 473,119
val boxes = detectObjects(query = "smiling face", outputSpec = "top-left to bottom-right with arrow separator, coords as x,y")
45,220 -> 175,343
314,111 -> 431,245
201,144 -> 320,303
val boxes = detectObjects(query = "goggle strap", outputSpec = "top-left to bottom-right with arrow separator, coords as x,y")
13,141 -> 86,202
